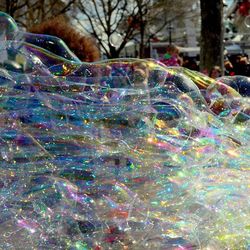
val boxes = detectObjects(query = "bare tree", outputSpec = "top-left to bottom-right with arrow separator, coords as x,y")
77,0 -> 150,58
133,0 -> 149,58
77,0 -> 198,58
78,0 -> 193,58
200,0 -> 224,73
0,0 -> 76,28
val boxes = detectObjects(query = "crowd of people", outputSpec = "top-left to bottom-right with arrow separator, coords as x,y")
160,44 -> 250,78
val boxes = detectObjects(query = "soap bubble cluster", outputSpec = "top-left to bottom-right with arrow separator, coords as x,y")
0,12 -> 249,249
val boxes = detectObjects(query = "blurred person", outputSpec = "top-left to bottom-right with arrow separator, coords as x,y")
224,59 -> 235,76
233,54 -> 244,75
239,56 -> 250,76
182,56 -> 190,67
209,66 -> 222,79
160,44 -> 182,67
201,69 -> 209,76
182,57 -> 199,71
132,61 -> 149,88
29,16 -> 100,62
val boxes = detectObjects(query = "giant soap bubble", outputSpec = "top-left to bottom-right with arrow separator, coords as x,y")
0,12 -> 249,249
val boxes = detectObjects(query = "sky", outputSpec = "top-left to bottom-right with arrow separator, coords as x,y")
226,0 -> 233,6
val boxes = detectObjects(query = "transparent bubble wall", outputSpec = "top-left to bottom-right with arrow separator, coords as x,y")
0,12 -> 249,249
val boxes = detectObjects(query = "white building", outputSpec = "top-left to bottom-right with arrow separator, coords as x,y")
121,0 -> 201,58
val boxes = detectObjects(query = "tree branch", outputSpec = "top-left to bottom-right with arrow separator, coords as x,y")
75,7 -> 110,56
58,0 -> 76,15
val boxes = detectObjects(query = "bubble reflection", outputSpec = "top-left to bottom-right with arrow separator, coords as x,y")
0,12 -> 249,249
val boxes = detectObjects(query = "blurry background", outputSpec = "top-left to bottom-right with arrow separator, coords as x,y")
1,0 -> 250,73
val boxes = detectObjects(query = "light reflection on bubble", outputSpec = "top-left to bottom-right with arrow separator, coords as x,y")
0,11 -> 249,249
109,33 -> 123,48
244,15 -> 250,28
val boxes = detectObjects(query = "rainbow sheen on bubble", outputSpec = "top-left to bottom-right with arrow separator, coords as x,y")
0,12 -> 249,249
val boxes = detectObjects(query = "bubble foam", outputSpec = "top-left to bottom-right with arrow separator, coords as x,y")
0,12 -> 249,249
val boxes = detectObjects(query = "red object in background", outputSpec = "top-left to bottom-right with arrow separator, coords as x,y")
238,0 -> 250,16
152,36 -> 160,42
94,246 -> 102,250
127,16 -> 140,29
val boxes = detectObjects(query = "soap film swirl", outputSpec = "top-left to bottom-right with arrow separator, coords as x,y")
0,12 -> 249,249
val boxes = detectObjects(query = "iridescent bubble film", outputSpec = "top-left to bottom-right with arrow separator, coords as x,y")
0,12 -> 249,249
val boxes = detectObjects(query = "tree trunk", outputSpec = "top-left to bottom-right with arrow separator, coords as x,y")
5,0 -> 15,17
109,45 -> 120,59
139,26 -> 145,58
200,0 -> 224,74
